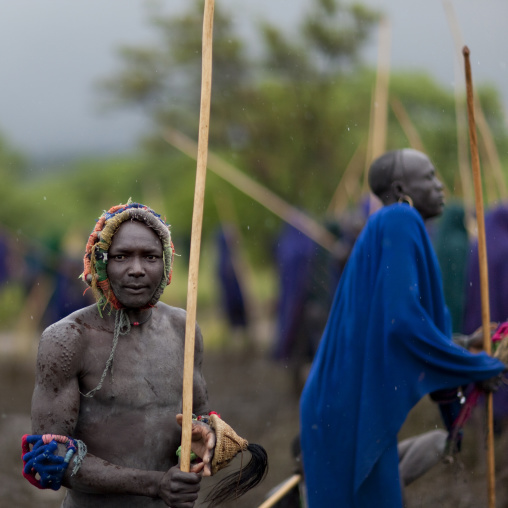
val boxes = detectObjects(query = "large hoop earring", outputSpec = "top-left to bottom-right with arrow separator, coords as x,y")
398,195 -> 413,207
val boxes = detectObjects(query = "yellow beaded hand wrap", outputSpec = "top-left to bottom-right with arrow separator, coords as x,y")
209,413 -> 248,475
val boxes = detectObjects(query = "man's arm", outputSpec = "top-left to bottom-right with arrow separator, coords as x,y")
192,323 -> 209,416
31,324 -> 83,438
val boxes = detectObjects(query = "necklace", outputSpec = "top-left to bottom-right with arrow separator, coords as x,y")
131,309 -> 153,327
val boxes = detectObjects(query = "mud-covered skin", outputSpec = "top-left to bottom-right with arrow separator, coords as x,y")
31,301 -> 210,507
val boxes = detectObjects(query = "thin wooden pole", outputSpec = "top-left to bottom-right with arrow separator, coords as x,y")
475,104 -> 507,201
463,45 -> 496,508
362,85 -> 376,193
389,96 -> 450,196
257,474 -> 302,508
370,16 -> 391,161
327,142 -> 366,215
180,0 -> 214,474
363,16 -> 390,208
442,0 -> 472,203
389,96 -> 424,152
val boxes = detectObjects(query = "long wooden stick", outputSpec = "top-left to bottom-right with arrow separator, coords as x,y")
463,45 -> 496,508
442,0 -> 474,207
389,96 -> 450,196
362,15 -> 390,202
257,474 -> 302,508
475,104 -> 507,201
163,127 -> 339,253
370,15 -> 391,161
180,0 -> 214,473
327,141 -> 366,215
389,96 -> 424,152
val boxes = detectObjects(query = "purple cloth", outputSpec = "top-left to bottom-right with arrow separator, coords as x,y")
0,232 -> 9,285
274,224 -> 316,361
463,204 -> 508,421
464,204 -> 508,333
216,227 -> 247,328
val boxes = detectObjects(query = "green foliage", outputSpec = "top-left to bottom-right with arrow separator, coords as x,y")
2,0 -> 508,270
301,0 -> 380,65
0,282 -> 24,329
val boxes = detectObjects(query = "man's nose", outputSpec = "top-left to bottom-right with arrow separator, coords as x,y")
128,256 -> 145,275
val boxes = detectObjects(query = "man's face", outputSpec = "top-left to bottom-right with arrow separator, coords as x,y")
106,220 -> 164,309
399,150 -> 445,220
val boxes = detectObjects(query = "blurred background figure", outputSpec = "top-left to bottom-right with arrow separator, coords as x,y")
463,203 -> 508,434
0,226 -> 93,356
273,222 -> 316,370
464,203 -> 508,334
215,224 -> 249,341
273,209 -> 362,393
433,200 -> 469,334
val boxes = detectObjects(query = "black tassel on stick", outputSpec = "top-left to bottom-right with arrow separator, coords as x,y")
206,443 -> 268,507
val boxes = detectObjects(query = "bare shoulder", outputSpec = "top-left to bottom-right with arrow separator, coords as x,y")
155,303 -> 204,350
155,302 -> 197,332
156,301 -> 187,322
38,304 -> 100,360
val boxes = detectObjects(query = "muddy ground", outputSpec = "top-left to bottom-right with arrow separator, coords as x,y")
2,337 -> 508,507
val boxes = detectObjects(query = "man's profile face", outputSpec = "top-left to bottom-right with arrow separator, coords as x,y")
400,150 -> 445,220
106,220 -> 164,309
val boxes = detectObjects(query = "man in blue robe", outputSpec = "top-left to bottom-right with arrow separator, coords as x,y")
300,149 -> 506,508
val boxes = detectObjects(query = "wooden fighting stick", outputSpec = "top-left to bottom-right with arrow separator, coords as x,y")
463,45 -> 496,508
257,474 -> 302,508
180,0 -> 215,474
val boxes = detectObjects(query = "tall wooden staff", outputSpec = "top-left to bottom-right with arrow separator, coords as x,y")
180,0 -> 215,473
463,45 -> 496,508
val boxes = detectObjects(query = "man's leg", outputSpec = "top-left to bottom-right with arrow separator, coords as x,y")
398,429 -> 448,486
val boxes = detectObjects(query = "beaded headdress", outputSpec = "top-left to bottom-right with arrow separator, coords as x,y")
82,200 -> 174,312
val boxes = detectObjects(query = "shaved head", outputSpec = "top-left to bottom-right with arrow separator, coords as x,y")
368,150 -> 399,202
368,149 -> 445,219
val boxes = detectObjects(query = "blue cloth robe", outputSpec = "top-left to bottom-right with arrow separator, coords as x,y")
300,204 -> 505,508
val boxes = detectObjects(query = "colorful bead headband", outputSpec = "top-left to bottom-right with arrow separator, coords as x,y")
82,201 -> 175,311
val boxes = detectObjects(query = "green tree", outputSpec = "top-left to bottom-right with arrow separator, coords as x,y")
99,0 -> 250,144
94,0 -> 508,261
98,0 -> 379,210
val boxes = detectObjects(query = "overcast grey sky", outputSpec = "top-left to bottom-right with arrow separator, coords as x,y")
0,0 -> 506,161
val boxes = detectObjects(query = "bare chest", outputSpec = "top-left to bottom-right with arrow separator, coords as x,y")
79,324 -> 185,411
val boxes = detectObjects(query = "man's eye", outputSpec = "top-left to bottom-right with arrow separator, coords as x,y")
112,255 -> 125,260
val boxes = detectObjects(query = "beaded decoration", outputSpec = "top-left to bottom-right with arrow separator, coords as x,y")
21,434 -> 87,490
82,200 -> 175,312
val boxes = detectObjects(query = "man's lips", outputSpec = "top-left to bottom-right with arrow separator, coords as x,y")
124,286 -> 148,293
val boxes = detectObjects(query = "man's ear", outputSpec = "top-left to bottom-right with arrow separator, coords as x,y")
391,180 -> 405,201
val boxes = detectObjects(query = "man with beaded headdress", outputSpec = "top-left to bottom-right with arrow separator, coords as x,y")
22,200 -> 267,508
